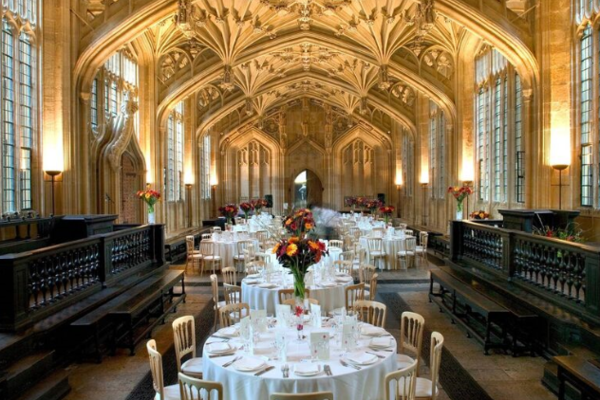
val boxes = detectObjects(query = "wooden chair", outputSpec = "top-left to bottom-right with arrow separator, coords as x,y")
222,266 -> 237,285
255,230 -> 269,246
172,316 -> 202,379
412,332 -> 444,400
282,298 -> 319,307
404,229 -> 414,236
219,302 -> 250,328
364,273 -> 378,301
415,232 -> 429,266
210,274 -> 225,332
185,237 -> 202,274
359,264 -> 377,285
353,300 -> 386,328
146,339 -> 180,400
384,360 -> 418,400
339,250 -> 355,262
328,239 -> 344,250
397,311 -> 426,373
334,260 -> 353,275
200,241 -> 222,275
278,288 -> 295,304
233,240 -> 254,272
270,392 -> 334,400
178,372 -> 223,400
245,260 -> 265,275
366,237 -> 387,269
223,283 -> 242,305
371,227 -> 385,237
345,283 -> 365,310
397,237 -> 416,270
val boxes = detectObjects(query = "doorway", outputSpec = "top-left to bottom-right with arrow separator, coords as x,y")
120,153 -> 140,223
293,169 -> 323,208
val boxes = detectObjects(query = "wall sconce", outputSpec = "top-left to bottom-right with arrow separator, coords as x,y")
44,170 -> 62,216
552,164 -> 569,210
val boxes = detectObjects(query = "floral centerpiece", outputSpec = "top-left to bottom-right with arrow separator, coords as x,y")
345,196 -> 358,212
251,198 -> 269,215
136,184 -> 161,223
365,199 -> 382,214
533,225 -> 584,243
469,210 -> 490,220
218,204 -> 239,226
282,208 -> 315,237
447,186 -> 473,219
356,197 -> 368,213
379,205 -> 396,225
239,202 -> 254,222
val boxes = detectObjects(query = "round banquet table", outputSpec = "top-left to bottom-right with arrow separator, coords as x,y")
213,238 -> 260,267
241,273 -> 353,315
359,236 -> 406,270
202,322 -> 398,400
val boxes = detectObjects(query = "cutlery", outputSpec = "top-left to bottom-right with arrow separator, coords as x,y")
211,335 -> 231,340
324,364 -> 332,376
209,352 -> 237,358
366,351 -> 385,359
255,365 -> 275,376
281,364 -> 287,378
285,364 -> 290,378
206,340 -> 228,345
222,356 -> 241,368
340,359 -> 361,370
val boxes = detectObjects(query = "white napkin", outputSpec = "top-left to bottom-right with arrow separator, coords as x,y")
234,356 -> 265,371
208,342 -> 233,354
347,352 -> 378,365
295,363 -> 320,375
361,326 -> 387,337
370,337 -> 392,348
218,327 -> 239,337
320,282 -> 336,287
258,282 -> 278,288
247,273 -> 261,279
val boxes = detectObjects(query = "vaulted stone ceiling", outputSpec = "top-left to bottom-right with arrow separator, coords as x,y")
140,0 -> 469,136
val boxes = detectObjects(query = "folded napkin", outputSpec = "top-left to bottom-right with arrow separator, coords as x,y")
320,282 -> 336,287
219,327 -> 239,337
295,363 -> 320,375
361,326 -> 387,336
247,273 -> 261,279
234,356 -> 265,371
208,342 -> 233,354
370,337 -> 392,348
347,352 -> 377,365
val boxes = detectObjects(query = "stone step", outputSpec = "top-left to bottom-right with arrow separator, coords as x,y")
15,369 -> 69,400
3,350 -> 55,399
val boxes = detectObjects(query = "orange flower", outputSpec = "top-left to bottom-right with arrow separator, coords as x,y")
272,243 -> 280,254
308,241 -> 320,251
286,243 -> 298,256
285,219 -> 292,226
288,236 -> 300,244
305,222 -> 314,230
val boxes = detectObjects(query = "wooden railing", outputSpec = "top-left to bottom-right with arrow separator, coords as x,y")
450,221 -> 600,324
0,224 -> 165,332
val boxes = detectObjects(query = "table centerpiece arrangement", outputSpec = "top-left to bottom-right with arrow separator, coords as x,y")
136,184 -> 161,224
219,203 -> 239,230
379,205 -> 395,226
239,201 -> 254,223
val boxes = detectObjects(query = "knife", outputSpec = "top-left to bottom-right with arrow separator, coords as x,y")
209,352 -> 236,358
366,351 -> 385,359
255,365 -> 275,376
222,356 -> 240,368
340,360 -> 361,370
211,335 -> 231,340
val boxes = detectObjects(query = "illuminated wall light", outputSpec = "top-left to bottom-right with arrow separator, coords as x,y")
550,130 -> 571,167
184,168 -> 194,185
460,158 -> 475,182
419,169 -> 429,185
395,171 -> 403,187
43,142 -> 64,172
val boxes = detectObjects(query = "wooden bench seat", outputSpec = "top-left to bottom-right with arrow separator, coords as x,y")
429,268 -> 510,354
441,266 -> 540,356
110,270 -> 185,355
70,268 -> 185,361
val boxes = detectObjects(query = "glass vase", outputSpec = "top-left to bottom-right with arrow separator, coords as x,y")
147,204 -> 155,224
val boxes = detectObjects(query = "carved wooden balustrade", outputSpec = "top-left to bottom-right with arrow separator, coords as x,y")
0,224 -> 165,332
450,220 -> 600,325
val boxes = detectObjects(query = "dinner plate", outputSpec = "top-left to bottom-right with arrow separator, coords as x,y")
233,356 -> 266,372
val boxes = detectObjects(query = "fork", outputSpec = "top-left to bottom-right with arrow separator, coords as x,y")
324,364 -> 332,376
281,364 -> 288,378
340,359 -> 361,370
222,356 -> 241,368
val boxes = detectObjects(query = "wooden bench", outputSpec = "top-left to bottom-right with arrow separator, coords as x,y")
429,268 -> 511,354
110,270 -> 185,355
442,266 -> 540,356
70,269 -> 185,361
555,356 -> 600,400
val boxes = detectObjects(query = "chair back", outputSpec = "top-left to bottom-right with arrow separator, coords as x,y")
201,233 -> 212,240
419,232 -> 429,249
328,239 -> 343,250
186,236 -> 195,256
278,288 -> 295,304
334,260 -> 353,275
172,316 -> 196,373
345,283 -> 365,310
356,248 -> 367,264
179,372 -> 223,400
255,230 -> 269,244
219,302 -> 250,327
146,340 -> 166,399
200,240 -> 215,256
222,267 -> 237,285
399,311 -> 425,359
210,274 -> 219,305
223,283 -> 242,305
404,229 -> 413,236
236,240 -> 253,257
405,236 -> 417,251
245,260 -> 265,275
339,250 -> 355,262
371,227 -> 385,237
353,300 -> 386,328
348,227 -> 361,238
369,273 -> 379,300
384,360 -> 418,400
367,237 -> 383,253
359,264 -> 377,284
430,332 -> 445,400
270,392 -> 334,400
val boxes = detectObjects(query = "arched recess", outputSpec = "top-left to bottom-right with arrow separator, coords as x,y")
285,139 -> 329,208
332,126 -> 393,209
219,127 -> 284,213
95,100 -> 147,223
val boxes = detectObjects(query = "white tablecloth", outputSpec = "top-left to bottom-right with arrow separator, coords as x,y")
203,323 -> 397,400
242,274 -> 352,315
213,238 -> 260,267
359,236 -> 406,270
